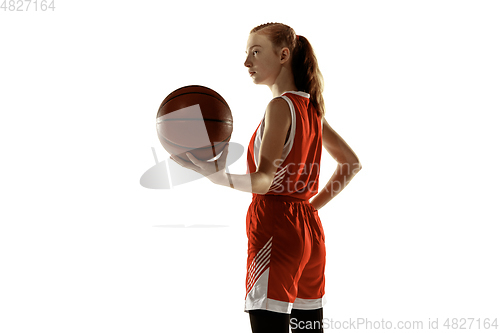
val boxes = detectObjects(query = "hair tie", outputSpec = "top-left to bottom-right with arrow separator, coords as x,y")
296,35 -> 299,41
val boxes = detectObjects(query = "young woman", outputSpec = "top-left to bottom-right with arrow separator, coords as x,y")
171,22 -> 362,333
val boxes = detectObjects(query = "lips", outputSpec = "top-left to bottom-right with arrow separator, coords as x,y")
249,70 -> 256,76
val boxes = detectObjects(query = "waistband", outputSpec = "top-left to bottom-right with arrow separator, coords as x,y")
253,194 -> 307,203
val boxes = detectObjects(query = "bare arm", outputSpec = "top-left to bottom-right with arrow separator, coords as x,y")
309,118 -> 362,210
184,98 -> 291,194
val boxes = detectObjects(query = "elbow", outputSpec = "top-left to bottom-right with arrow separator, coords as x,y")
340,160 -> 362,174
253,172 -> 273,195
255,180 -> 272,195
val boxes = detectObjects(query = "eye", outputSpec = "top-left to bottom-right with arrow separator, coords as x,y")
253,50 -> 259,55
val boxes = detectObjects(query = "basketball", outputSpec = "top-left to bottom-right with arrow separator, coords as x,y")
156,85 -> 233,161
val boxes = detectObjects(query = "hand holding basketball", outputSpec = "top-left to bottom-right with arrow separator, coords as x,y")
170,143 -> 230,184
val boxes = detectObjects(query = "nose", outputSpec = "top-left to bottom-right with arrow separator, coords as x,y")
244,55 -> 252,68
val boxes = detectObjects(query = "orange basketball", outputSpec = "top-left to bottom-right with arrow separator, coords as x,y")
156,85 -> 233,161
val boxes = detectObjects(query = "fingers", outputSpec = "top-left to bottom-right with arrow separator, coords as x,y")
172,151 -> 224,176
222,143 -> 230,157
185,152 -> 200,166
216,143 -> 229,162
218,144 -> 230,168
170,154 -> 197,170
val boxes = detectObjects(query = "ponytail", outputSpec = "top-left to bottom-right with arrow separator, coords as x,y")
293,35 -> 325,118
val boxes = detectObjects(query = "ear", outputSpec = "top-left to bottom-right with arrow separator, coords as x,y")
280,47 -> 291,63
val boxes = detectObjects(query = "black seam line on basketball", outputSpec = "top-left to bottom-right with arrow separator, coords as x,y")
159,92 -> 230,110
160,136 -> 230,150
158,118 -> 233,124
165,85 -> 228,106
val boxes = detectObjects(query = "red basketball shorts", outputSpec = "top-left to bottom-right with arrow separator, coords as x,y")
244,194 -> 326,314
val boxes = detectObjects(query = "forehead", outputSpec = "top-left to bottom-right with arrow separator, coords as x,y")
246,33 -> 270,50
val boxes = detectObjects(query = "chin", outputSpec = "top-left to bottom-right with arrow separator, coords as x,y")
252,78 -> 265,85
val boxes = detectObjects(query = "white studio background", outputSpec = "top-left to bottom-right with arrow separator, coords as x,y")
1,1 -> 499,332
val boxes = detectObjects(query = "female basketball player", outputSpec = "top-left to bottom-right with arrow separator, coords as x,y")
171,23 -> 361,333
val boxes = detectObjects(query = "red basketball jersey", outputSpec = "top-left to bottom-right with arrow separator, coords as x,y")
247,91 -> 322,200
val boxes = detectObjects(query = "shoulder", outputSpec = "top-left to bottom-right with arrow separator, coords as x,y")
266,97 -> 290,117
262,97 -> 291,132
266,97 -> 291,120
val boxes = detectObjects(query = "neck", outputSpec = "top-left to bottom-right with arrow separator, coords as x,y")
269,65 -> 297,98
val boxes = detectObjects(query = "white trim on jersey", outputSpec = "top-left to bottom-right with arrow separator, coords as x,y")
281,90 -> 310,99
253,95 -> 297,169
